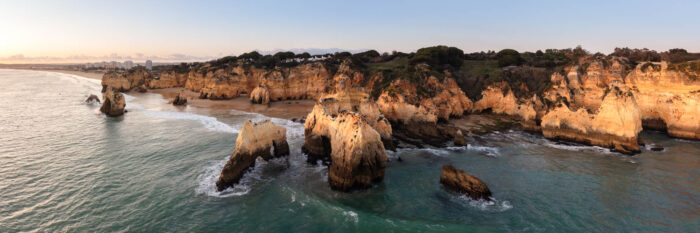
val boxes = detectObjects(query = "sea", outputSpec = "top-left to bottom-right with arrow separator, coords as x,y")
1,69 -> 698,232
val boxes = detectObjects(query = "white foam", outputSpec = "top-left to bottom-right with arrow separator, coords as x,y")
142,110 -> 239,134
454,196 -> 513,212
466,144 -> 500,157
542,141 -> 614,154
343,210 -> 359,223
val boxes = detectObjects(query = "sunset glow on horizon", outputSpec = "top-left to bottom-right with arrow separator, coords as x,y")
1,0 -> 699,63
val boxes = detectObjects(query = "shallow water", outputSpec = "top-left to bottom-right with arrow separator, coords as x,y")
0,69 -> 698,232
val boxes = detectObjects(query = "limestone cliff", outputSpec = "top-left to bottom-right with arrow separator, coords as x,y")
216,120 -> 289,191
473,83 -> 541,130
541,84 -> 643,154
302,88 -> 390,191
101,69 -> 149,92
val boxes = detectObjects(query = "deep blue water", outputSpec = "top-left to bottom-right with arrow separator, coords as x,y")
0,69 -> 698,232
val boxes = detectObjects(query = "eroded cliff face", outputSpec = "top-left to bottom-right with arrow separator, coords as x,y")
147,71 -> 188,89
473,83 -> 540,130
474,56 -> 700,148
302,88 -> 390,191
183,62 -> 331,100
216,120 -> 289,191
374,71 -> 473,146
625,62 -> 700,139
101,69 -> 149,92
541,84 -> 643,154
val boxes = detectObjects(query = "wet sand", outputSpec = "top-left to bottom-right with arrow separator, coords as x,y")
147,88 -> 316,120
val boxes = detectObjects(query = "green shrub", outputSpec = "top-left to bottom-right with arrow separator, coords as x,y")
496,49 -> 523,67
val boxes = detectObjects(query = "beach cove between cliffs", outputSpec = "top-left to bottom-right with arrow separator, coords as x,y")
1,69 -> 699,232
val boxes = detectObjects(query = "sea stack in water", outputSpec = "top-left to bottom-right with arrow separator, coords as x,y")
173,90 -> 187,105
250,86 -> 270,104
100,87 -> 126,116
440,165 -> 492,200
85,94 -> 100,104
302,88 -> 392,191
216,120 -> 289,191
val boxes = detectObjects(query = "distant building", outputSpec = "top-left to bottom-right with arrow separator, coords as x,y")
124,60 -> 134,69
146,60 -> 152,70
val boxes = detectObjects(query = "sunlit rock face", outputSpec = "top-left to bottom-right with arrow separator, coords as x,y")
302,88 -> 391,191
249,86 -> 270,104
624,62 -> 700,140
375,69 -> 473,145
182,62 -> 331,101
473,83 -> 540,130
541,83 -> 643,154
215,120 -> 289,191
100,87 -> 126,117
147,71 -> 188,89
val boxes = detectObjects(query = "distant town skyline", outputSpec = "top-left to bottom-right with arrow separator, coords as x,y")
1,0 -> 699,63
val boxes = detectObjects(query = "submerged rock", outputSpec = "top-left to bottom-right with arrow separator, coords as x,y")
100,87 -> 126,117
85,94 -> 100,104
302,88 -> 391,191
173,90 -> 187,106
216,120 -> 289,191
440,165 -> 492,201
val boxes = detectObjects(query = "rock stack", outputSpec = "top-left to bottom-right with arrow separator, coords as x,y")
216,120 -> 289,191
440,165 -> 492,201
100,87 -> 126,117
302,89 -> 392,191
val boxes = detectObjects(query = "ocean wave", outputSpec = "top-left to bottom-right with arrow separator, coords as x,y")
141,110 -> 239,134
466,144 -> 499,157
542,141 -> 615,154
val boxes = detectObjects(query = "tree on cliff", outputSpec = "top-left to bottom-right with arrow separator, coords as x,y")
496,49 -> 523,67
409,45 -> 464,69
239,51 -> 263,61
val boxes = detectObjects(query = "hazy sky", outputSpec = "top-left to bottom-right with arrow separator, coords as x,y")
1,0 -> 699,63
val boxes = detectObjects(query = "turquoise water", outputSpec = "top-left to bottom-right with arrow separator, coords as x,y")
1,69 -> 698,232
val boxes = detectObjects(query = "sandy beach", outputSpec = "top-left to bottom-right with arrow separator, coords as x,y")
147,88 -> 316,120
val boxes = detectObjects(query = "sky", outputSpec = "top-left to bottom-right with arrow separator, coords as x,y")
1,0 -> 699,63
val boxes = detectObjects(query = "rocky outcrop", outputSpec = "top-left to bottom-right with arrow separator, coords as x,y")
100,87 -> 126,117
440,165 -> 492,201
216,120 -> 289,191
541,84 -> 643,154
473,83 -> 541,131
375,73 -> 473,146
302,88 -> 390,191
173,90 -> 187,105
250,86 -> 270,104
101,69 -> 149,92
147,71 -> 188,89
85,94 -> 100,104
